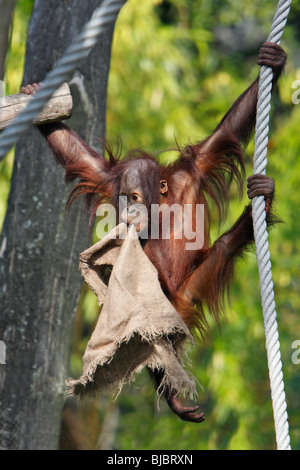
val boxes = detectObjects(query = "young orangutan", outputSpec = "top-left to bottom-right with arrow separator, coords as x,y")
21,41 -> 286,423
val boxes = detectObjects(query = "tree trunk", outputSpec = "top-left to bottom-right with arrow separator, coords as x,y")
0,0 -> 119,450
0,0 -> 16,81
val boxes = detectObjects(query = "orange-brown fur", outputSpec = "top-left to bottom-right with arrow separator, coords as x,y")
39,85 -> 274,336
42,122 -> 250,335
24,43 -> 285,337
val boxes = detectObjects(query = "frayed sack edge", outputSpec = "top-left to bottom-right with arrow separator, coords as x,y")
66,325 -> 197,402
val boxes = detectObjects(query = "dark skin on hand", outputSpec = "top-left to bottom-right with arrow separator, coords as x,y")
21,42 -> 286,423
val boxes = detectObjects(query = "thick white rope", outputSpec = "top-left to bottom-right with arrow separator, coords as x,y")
0,0 -> 292,448
0,0 -> 126,160
252,0 -> 292,450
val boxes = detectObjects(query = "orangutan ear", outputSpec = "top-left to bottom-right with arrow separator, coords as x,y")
160,180 -> 168,195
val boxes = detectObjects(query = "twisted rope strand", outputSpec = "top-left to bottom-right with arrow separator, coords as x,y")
252,0 -> 292,450
0,0 -> 126,160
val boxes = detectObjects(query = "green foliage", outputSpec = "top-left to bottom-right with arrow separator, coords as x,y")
2,0 -> 300,450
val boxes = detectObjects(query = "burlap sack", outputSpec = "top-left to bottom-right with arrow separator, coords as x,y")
67,223 -> 196,399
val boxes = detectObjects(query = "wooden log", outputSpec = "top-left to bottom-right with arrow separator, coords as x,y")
0,83 -> 73,131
